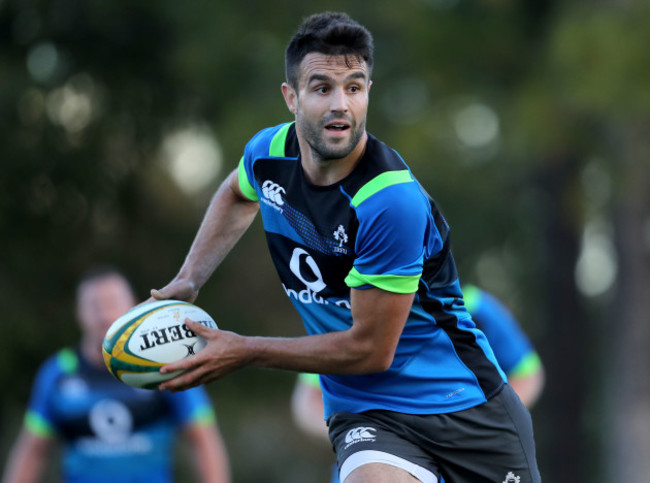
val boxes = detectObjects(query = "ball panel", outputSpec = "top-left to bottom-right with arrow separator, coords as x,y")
110,350 -> 164,368
102,347 -> 113,374
104,299 -> 182,339
119,370 -> 183,390
105,353 -> 165,388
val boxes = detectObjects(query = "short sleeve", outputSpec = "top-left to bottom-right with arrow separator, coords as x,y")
345,175 -> 431,294
464,285 -> 538,376
164,386 -> 216,428
237,123 -> 295,202
238,155 -> 258,201
24,355 -> 66,438
298,372 -> 322,388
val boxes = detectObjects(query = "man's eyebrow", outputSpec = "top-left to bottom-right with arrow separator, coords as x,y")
347,72 -> 368,81
307,71 -> 368,84
307,73 -> 332,84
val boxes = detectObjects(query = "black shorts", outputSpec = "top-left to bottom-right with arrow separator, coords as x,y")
328,384 -> 541,483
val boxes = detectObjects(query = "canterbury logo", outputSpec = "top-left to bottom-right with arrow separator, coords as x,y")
502,472 -> 521,483
344,426 -> 377,448
262,180 -> 285,206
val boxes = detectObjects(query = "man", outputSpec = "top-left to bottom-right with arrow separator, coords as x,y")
461,284 -> 544,408
291,284 -> 545,482
151,12 -> 541,483
2,267 -> 231,483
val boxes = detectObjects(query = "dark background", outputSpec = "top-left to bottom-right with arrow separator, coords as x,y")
2,1 -> 649,481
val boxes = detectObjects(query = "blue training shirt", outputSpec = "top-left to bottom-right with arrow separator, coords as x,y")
238,122 -> 506,419
24,347 -> 215,483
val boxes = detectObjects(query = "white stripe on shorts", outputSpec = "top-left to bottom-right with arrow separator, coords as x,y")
339,449 -> 438,483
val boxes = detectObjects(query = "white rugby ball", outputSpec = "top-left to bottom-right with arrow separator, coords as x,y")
102,300 -> 217,389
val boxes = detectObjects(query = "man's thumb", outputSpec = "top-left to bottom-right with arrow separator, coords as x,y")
150,288 -> 167,300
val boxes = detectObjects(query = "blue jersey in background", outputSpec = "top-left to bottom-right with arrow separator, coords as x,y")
24,347 -> 215,483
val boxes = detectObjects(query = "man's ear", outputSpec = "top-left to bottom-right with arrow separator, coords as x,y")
281,82 -> 297,115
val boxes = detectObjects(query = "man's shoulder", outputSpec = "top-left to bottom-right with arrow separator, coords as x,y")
245,122 -> 297,159
31,347 -> 79,390
43,347 -> 79,373
343,135 -> 425,210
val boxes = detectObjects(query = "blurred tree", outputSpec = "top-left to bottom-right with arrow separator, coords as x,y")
545,4 -> 650,481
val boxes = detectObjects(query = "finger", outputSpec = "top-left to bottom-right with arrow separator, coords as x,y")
159,370 -> 196,392
160,354 -> 199,374
159,364 -> 209,392
184,318 -> 216,336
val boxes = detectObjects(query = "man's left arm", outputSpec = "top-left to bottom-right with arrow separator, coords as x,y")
507,353 -> 545,408
158,177 -> 423,390
158,287 -> 414,391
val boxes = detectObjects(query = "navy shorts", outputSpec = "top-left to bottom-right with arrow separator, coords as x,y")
328,384 -> 541,483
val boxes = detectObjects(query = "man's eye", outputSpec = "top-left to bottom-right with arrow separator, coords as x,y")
316,86 -> 329,94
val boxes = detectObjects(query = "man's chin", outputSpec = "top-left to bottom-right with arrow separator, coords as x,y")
315,140 -> 357,160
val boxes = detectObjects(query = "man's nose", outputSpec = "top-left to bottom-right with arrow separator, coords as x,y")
330,87 -> 349,112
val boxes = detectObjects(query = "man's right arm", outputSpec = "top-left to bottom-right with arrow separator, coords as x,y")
2,428 -> 52,483
151,168 -> 260,303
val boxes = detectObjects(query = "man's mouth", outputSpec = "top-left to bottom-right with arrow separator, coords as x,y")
325,123 -> 350,132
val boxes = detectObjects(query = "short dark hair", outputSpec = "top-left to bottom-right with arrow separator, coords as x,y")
285,12 -> 374,88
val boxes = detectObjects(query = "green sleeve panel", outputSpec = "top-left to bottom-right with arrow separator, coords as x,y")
508,352 -> 542,379
187,405 -> 217,428
350,170 -> 413,208
24,411 -> 55,438
56,347 -> 78,374
237,156 -> 258,201
298,372 -> 321,388
269,122 -> 292,157
345,267 -> 420,294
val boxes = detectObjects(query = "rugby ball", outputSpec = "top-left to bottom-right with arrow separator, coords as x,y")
102,300 -> 217,389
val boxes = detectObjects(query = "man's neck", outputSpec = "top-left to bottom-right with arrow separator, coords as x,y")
81,336 -> 105,368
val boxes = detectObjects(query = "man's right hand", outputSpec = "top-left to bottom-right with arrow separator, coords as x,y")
150,278 -> 199,304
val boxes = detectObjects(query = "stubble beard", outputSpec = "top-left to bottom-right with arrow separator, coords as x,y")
300,115 -> 366,163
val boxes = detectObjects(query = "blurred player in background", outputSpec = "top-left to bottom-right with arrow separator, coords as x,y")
291,284 -> 545,482
2,267 -> 231,483
461,284 -> 544,408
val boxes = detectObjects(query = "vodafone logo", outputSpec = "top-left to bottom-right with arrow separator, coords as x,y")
89,399 -> 133,443
84,398 -> 153,454
262,180 -> 285,206
289,248 -> 326,292
283,247 -> 350,309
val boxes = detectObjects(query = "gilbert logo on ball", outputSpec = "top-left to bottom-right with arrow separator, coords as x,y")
102,300 -> 217,389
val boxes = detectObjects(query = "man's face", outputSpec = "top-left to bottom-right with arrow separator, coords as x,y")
77,275 -> 135,344
285,53 -> 371,162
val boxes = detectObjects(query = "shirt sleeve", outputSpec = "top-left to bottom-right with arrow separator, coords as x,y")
164,386 -> 216,428
298,372 -> 322,388
237,123 -> 295,202
24,355 -> 65,438
464,285 -> 540,376
345,175 -> 431,294
238,155 -> 258,201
